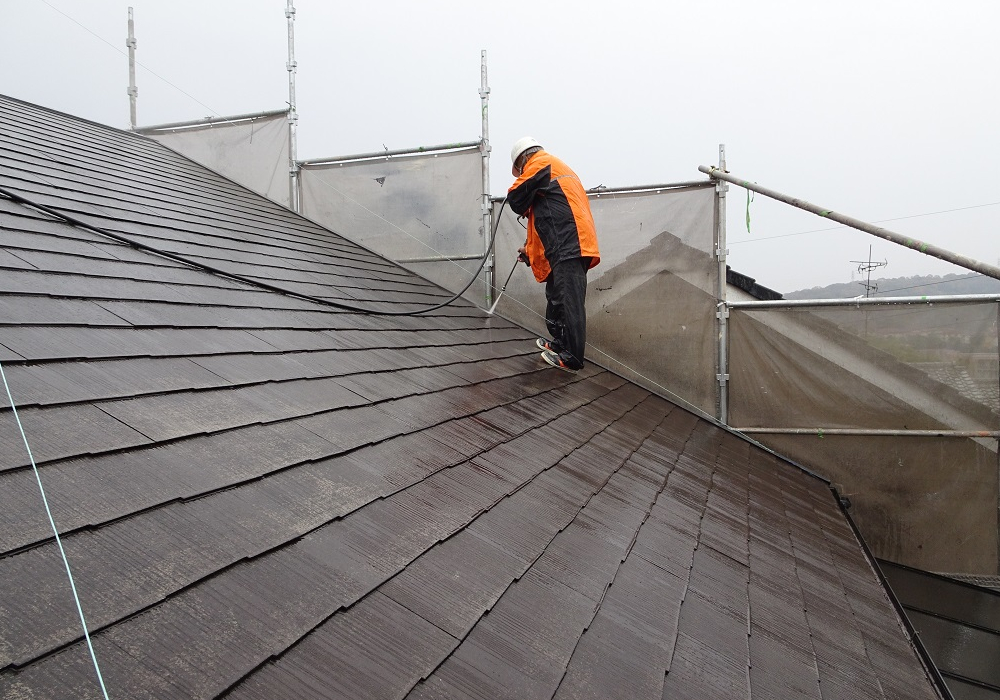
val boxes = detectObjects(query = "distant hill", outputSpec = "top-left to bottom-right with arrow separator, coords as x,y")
784,273 -> 1000,300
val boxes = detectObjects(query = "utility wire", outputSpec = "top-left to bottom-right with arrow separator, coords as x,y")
875,272 -> 1000,296
38,0 -> 229,123
0,361 -> 112,700
729,200 -> 1000,245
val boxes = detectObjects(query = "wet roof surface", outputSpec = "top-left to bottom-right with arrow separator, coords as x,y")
880,559 -> 1000,699
0,94 -> 942,699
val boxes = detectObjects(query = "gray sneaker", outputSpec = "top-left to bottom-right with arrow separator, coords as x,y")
541,350 -> 578,373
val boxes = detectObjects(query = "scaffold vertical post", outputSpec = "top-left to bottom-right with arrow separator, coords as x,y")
286,0 -> 300,212
126,7 -> 138,130
716,144 -> 730,424
480,50 -> 494,307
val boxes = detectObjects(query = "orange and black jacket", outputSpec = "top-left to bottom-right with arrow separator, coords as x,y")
507,150 -> 600,283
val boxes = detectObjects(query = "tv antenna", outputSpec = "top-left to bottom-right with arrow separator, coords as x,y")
851,245 -> 888,297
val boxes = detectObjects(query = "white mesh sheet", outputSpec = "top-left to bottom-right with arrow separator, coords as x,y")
492,184 -> 719,413
143,112 -> 290,206
765,432 -> 997,572
729,302 -> 999,572
730,303 -> 1000,431
299,148 -> 486,300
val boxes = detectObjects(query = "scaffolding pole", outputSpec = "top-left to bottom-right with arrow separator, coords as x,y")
126,7 -> 137,130
480,50 -> 493,307
715,145 -> 729,424
286,0 -> 300,212
699,165 -> 1000,281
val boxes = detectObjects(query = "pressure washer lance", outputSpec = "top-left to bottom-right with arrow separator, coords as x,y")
486,251 -> 529,315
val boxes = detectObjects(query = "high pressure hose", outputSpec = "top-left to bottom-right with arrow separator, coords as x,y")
0,184 -> 509,317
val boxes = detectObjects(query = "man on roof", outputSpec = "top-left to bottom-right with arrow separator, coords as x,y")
507,137 -> 601,373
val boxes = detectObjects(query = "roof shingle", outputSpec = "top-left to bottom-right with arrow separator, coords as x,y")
0,93 -> 944,699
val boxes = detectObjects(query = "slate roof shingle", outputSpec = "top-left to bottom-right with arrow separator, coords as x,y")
0,94 -> 944,699
880,559 -> 1000,699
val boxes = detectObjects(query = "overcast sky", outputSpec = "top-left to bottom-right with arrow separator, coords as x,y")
2,0 -> 998,293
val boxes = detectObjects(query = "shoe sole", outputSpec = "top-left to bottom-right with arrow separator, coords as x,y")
540,350 -> 578,373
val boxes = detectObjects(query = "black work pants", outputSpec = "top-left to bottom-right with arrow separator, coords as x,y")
544,257 -> 590,370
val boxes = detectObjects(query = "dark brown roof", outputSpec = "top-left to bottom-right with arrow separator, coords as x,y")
726,266 -> 783,301
0,94 -> 944,699
880,559 -> 1000,699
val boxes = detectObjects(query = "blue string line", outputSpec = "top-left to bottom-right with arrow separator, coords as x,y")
0,360 -> 111,699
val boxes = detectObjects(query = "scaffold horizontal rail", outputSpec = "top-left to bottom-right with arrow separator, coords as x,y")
737,427 -> 1000,438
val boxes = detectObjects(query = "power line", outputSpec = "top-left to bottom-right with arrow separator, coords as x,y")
730,200 -> 1000,246
875,272 -> 999,295
39,0 -> 226,120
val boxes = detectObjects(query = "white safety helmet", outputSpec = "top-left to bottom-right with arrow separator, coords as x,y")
511,136 -> 542,176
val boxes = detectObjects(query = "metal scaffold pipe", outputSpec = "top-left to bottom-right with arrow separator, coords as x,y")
286,0 -> 300,212
729,293 -> 1000,309
126,7 -> 138,129
714,145 -> 729,425
300,141 -> 481,166
136,109 -> 289,133
480,49 -> 493,306
698,165 -> 1000,281
737,427 -> 1000,438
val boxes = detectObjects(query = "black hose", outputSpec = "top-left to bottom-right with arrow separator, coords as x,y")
0,185 -> 508,317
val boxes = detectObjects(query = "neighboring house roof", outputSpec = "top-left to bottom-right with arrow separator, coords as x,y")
727,266 -> 783,301
879,559 -> 1000,699
0,94 -> 943,699
912,362 -> 1000,415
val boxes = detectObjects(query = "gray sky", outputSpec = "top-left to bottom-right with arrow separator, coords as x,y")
2,0 -> 998,293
